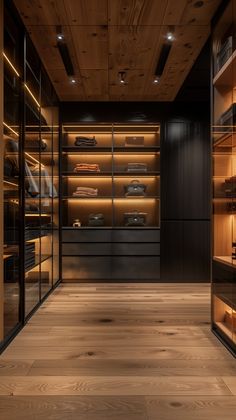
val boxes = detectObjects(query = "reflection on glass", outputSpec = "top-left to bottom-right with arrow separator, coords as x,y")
3,6 -> 21,337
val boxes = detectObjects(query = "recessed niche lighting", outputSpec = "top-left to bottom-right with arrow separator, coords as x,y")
153,76 -> 160,84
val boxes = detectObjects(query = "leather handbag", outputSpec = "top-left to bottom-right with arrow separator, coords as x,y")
123,210 -> 147,226
124,180 -> 146,196
88,213 -> 105,226
125,136 -> 144,146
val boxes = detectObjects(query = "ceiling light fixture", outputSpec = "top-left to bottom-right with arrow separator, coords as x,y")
155,43 -> 172,80
166,32 -> 175,42
70,78 -> 77,84
153,76 -> 160,84
56,25 -> 64,41
119,71 -> 126,84
56,25 -> 75,77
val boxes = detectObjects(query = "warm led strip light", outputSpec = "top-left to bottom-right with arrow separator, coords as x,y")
3,122 -> 19,137
3,52 -> 20,77
25,152 -> 44,168
24,83 -> 41,108
4,180 -> 18,187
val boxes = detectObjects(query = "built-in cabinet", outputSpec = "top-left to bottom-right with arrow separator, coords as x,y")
61,124 -> 160,281
1,4 -> 59,350
212,0 -> 236,354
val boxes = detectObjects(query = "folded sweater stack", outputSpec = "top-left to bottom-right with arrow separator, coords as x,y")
73,163 -> 100,173
74,136 -> 97,147
72,187 -> 98,197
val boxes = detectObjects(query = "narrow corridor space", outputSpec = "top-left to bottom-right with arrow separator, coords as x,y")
0,283 -> 236,420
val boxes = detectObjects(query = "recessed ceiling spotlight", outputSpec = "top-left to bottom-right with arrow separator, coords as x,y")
166,32 -> 175,42
153,76 -> 160,84
70,78 -> 77,84
119,71 -> 127,84
56,25 -> 64,41
57,33 -> 64,41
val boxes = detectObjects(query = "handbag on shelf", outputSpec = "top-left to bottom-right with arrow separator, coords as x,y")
126,162 -> 147,172
125,136 -> 144,147
123,210 -> 147,226
88,213 -> 105,226
124,179 -> 146,197
223,176 -> 236,197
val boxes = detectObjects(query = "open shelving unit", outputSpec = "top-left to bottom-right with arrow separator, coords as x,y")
212,0 -> 236,354
61,123 -> 161,281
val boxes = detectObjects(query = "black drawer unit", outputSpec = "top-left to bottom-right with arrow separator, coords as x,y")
62,228 -> 160,281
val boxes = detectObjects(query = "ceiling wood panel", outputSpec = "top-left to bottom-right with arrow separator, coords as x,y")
65,0 -> 108,25
14,0 -> 68,25
70,26 -> 108,69
180,0 -> 222,25
109,26 -> 161,70
13,0 -> 222,102
108,0 -> 168,26
80,69 -> 109,98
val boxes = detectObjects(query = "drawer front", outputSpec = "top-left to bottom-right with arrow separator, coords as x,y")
112,243 -> 160,256
112,229 -> 160,243
62,229 -> 112,242
62,256 -> 111,280
112,256 -> 160,280
62,243 -> 111,256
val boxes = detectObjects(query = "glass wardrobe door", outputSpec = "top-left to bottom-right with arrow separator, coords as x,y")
3,7 -> 21,337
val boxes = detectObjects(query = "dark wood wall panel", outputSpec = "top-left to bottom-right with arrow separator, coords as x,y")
183,221 -> 210,282
183,122 -> 211,220
161,122 -> 186,220
161,117 -> 210,282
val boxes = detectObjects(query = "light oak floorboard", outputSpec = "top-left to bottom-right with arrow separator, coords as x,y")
0,283 -> 235,419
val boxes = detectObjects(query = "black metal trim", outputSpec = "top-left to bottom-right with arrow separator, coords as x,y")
212,326 -> 236,358
57,41 -> 74,76
211,0 -> 230,28
155,43 -> 172,77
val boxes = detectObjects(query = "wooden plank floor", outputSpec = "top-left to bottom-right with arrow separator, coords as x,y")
0,283 -> 236,419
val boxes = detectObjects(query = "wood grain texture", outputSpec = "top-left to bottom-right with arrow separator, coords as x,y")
0,283 -> 236,419
12,0 -> 221,101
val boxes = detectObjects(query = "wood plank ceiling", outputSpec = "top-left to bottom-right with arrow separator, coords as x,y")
13,0 -> 221,101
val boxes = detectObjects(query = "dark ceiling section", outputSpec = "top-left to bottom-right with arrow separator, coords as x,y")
176,38 -> 210,102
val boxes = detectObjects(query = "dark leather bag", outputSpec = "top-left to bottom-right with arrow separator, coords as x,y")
88,213 -> 105,226
124,179 -> 146,196
123,210 -> 147,226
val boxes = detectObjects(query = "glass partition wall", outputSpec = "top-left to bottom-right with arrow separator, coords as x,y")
1,7 -> 59,349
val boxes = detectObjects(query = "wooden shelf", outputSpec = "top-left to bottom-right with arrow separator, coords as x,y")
213,49 -> 236,87
215,322 -> 234,340
62,146 -> 111,152
213,256 -> 236,268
